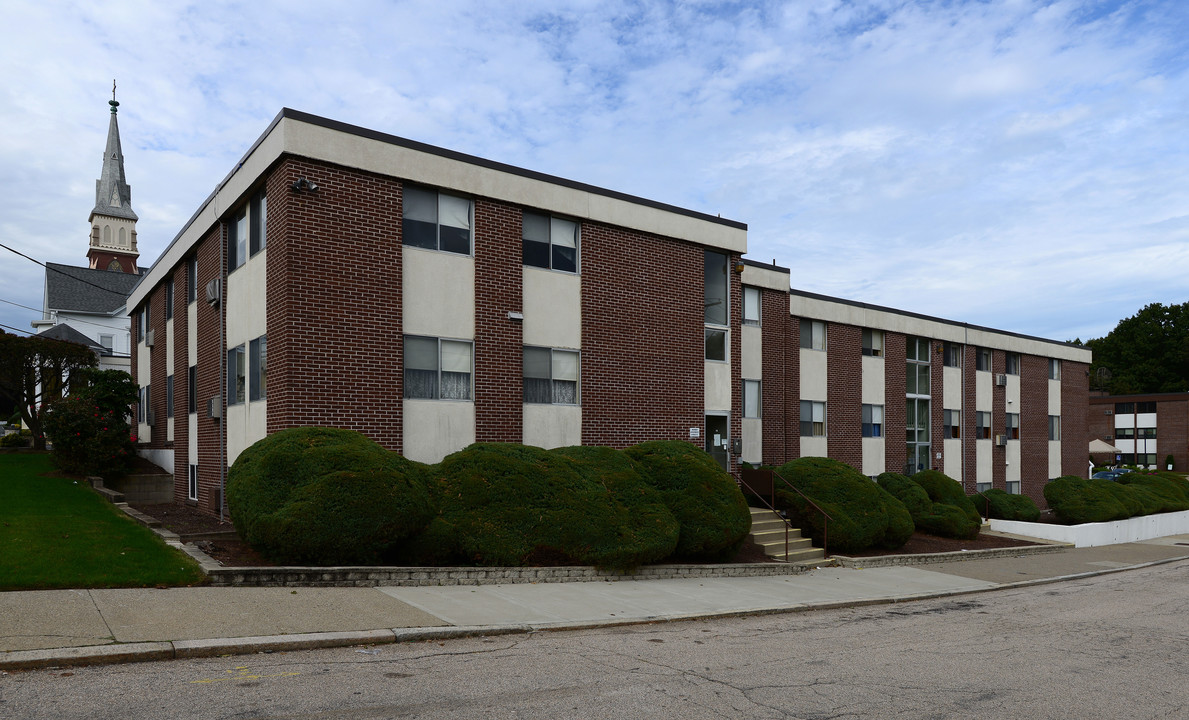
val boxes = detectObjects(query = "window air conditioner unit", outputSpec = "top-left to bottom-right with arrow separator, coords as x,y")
146,411 -> 156,426
208,396 -> 222,420
995,434 -> 1006,447
995,374 -> 1007,386
205,278 -> 222,307
144,328 -> 155,347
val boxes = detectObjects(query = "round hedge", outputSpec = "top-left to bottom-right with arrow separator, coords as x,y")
974,488 -> 1040,522
773,458 -> 913,553
1116,473 -> 1189,514
877,471 -> 976,539
623,440 -> 752,560
397,443 -> 680,569
226,427 -> 433,565
1044,476 -> 1131,524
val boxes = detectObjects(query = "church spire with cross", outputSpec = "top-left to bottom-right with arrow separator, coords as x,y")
87,80 -> 140,273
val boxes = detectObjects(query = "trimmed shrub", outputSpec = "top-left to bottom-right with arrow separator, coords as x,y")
400,443 -> 680,569
974,489 -> 1041,522
41,369 -> 137,479
1116,473 -> 1189,514
1044,476 -> 1131,524
878,471 -> 980,539
910,470 -> 982,530
774,458 -> 913,553
624,440 -> 752,560
227,427 -> 433,565
0,430 -> 31,448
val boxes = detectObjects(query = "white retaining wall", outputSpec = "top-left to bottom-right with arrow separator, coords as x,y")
991,510 -> 1189,548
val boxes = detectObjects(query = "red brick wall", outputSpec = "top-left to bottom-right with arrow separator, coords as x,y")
170,263 -> 189,504
1158,398 -> 1187,471
760,288 -> 789,465
1020,354 -> 1048,507
580,223 -> 703,448
1061,361 -> 1090,480
194,226 -> 224,514
884,332 -> 906,475
147,285 -> 166,451
264,159 -> 404,450
85,250 -> 139,274
962,351 -> 979,489
473,201 -> 523,442
787,317 -> 801,461
827,323 -> 862,472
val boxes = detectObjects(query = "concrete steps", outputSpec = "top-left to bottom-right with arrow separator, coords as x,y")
749,507 -> 825,563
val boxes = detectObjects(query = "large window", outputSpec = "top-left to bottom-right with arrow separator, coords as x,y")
249,335 -> 267,401
166,375 -> 174,418
1006,413 -> 1020,440
187,255 -> 197,303
228,206 -> 248,270
404,336 -> 473,400
1137,401 -> 1157,413
906,336 -> 931,474
800,401 -> 825,437
943,409 -> 961,438
164,280 -> 174,321
862,404 -> 883,438
942,342 -> 961,368
1115,402 -> 1134,414
188,365 -> 196,414
704,250 -> 728,326
249,188 -> 267,256
743,380 -> 761,418
227,345 -> 246,405
862,329 -> 883,357
522,212 -> 578,272
905,337 -> 931,395
1116,427 -> 1135,439
1048,415 -> 1061,441
1138,426 -> 1156,439
404,186 -> 472,255
1005,352 -> 1021,375
800,320 -> 825,350
742,287 -> 760,326
1048,359 -> 1061,380
188,464 -> 198,502
976,347 -> 991,372
705,328 -> 726,361
976,411 -> 991,439
523,347 -> 579,404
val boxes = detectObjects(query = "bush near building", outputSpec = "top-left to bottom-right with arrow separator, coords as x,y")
1044,476 -> 1133,524
41,369 -> 137,479
226,427 -> 433,565
622,440 -> 752,560
877,472 -> 981,539
970,488 -> 1041,522
772,457 -> 913,554
909,470 -> 983,538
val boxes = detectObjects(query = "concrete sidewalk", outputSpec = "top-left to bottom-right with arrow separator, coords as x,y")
3,535 -> 1188,671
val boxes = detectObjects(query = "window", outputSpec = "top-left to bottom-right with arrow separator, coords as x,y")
1137,401 -> 1157,414
138,385 -> 147,423
138,306 -> 148,342
403,186 -> 472,255
1114,402 -> 1134,414
942,342 -> 961,368
404,336 -> 473,400
976,482 -> 991,493
249,188 -> 267,256
187,256 -> 197,303
188,365 -> 197,414
164,280 -> 174,321
99,335 -> 113,353
166,375 -> 174,418
1006,413 -> 1020,440
522,211 -> 578,272
862,404 -> 883,438
188,464 -> 198,502
228,205 -> 248,270
523,347 -> 579,404
705,328 -> 726,361
249,336 -> 267,401
1005,352 -> 1020,375
1138,427 -> 1156,439
743,287 -> 760,326
1048,359 -> 1061,380
976,347 -> 991,372
944,409 -> 961,439
1116,427 -> 1135,439
800,401 -> 825,437
862,329 -> 884,357
743,380 -> 761,418
1006,481 -> 1021,495
976,411 -> 991,439
800,320 -> 825,350
227,345 -> 245,405
1048,415 -> 1060,441
704,250 -> 728,326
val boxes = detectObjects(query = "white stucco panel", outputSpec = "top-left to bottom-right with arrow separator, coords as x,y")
975,371 -> 992,411
742,418 -> 762,465
1048,378 -> 1061,416
705,360 -> 732,413
943,438 -> 962,482
226,399 -> 267,468
226,249 -> 268,348
1049,441 -> 1062,479
522,268 -> 581,349
741,325 -> 762,379
1006,441 -> 1021,484
862,438 -> 884,477
801,436 -> 828,459
942,366 -> 962,409
800,349 -> 827,400
402,248 -> 475,339
523,404 -> 582,449
187,302 -> 197,365
861,356 -> 884,405
403,400 -> 476,464
976,440 -> 992,484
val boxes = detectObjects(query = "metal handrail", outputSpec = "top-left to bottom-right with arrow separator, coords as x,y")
741,478 -> 793,561
971,490 -> 991,520
740,468 -> 834,558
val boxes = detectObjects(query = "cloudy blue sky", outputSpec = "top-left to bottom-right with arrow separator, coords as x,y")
2,0 -> 1186,342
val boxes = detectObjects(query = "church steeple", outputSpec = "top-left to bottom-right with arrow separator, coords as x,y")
87,81 -> 140,273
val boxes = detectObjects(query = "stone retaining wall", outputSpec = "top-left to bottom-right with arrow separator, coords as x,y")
832,542 -> 1069,568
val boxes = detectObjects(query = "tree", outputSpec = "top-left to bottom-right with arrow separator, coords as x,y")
42,368 -> 138,478
1087,302 -> 1189,395
0,331 -> 98,450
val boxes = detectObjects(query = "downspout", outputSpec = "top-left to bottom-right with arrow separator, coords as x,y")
218,215 -> 227,522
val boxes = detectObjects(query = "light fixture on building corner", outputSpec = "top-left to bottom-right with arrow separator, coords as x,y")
291,177 -> 318,193
734,261 -> 745,273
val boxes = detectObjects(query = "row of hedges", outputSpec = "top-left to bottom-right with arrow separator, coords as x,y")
227,429 -> 750,569
1044,472 -> 1189,524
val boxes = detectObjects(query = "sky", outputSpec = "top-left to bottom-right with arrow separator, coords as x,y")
1,0 -> 1186,343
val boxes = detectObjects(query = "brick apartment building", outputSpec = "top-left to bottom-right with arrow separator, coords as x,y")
126,109 -> 1091,515
1087,392 -> 1189,470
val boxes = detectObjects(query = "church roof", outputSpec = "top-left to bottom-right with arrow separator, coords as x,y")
90,96 -> 138,222
44,262 -> 140,315
34,323 -> 104,353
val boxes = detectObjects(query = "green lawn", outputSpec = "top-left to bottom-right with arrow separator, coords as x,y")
0,453 -> 206,590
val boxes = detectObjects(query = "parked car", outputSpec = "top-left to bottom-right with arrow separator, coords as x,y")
1092,470 -> 1123,481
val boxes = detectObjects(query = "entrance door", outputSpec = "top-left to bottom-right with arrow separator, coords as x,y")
706,414 -> 729,471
